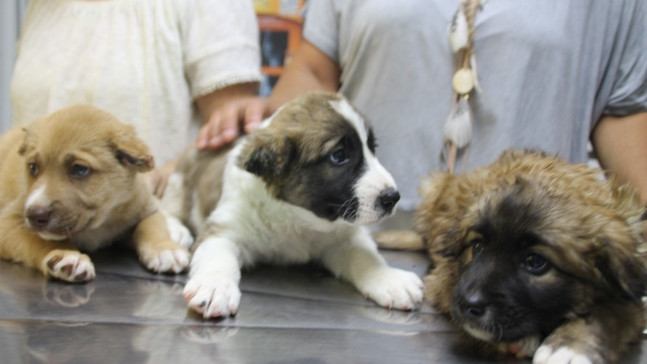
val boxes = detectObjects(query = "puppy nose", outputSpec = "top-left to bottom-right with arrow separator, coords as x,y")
378,188 -> 400,212
27,207 -> 53,228
461,293 -> 489,318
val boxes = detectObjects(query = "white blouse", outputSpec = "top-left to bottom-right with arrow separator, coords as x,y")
11,0 -> 262,165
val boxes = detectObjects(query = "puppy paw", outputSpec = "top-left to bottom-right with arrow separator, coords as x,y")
357,267 -> 424,310
42,250 -> 95,282
183,275 -> 241,319
165,215 -> 194,248
533,345 -> 597,364
141,247 -> 189,274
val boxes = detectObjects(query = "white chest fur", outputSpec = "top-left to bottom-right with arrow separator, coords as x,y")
194,146 -> 356,267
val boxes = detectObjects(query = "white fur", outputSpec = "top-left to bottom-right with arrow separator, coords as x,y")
165,215 -> 194,248
533,345 -> 593,364
25,185 -> 48,210
144,249 -> 190,274
329,98 -> 398,224
24,185 -> 67,240
177,98 -> 423,318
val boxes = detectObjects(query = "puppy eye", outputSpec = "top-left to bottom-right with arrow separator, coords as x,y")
464,232 -> 484,256
70,164 -> 92,179
28,162 -> 39,177
330,149 -> 350,166
471,241 -> 484,255
522,253 -> 551,275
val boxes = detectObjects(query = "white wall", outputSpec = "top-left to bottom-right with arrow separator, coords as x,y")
0,0 -> 27,133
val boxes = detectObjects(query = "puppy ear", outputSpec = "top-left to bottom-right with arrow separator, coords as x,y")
115,149 -> 154,172
18,128 -> 32,156
110,125 -> 155,173
593,180 -> 647,300
595,237 -> 647,301
238,130 -> 294,180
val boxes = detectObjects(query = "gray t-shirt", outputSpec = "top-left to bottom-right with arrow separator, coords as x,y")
304,0 -> 647,211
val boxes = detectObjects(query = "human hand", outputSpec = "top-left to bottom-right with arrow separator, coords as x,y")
148,160 -> 176,198
196,96 -> 273,150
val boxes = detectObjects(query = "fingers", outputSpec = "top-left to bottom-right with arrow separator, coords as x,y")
197,111 -> 232,150
219,104 -> 242,145
243,98 -> 269,134
197,97 -> 271,150
149,164 -> 173,198
148,169 -> 162,196
153,173 -> 168,199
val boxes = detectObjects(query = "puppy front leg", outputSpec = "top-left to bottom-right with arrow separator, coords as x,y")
533,302 -> 644,364
158,172 -> 194,248
183,236 -> 242,318
0,208 -> 94,282
132,210 -> 190,274
321,229 -> 423,310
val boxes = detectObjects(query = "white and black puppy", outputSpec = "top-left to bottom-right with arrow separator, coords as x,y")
162,92 -> 423,318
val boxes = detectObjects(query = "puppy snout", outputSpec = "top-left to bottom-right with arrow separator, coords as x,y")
460,292 -> 489,319
27,206 -> 54,229
377,188 -> 400,213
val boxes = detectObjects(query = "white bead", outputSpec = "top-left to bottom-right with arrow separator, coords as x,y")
452,68 -> 475,95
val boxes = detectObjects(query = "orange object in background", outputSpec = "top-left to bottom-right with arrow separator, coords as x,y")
253,0 -> 305,17
254,0 -> 306,95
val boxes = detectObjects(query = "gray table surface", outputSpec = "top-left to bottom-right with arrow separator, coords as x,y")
0,247 -> 645,364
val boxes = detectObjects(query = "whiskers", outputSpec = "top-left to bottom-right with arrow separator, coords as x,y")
327,197 -> 359,222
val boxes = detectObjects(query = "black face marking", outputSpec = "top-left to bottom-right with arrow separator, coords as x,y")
451,186 -> 577,343
277,124 -> 367,222
238,92 -> 390,223
367,129 -> 376,154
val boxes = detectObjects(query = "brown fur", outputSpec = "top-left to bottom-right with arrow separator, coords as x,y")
0,105 -> 188,282
237,92 -> 369,204
384,149 -> 647,362
170,91 -> 377,236
171,144 -> 233,235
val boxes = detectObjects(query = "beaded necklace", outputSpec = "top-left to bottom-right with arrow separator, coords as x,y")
443,0 -> 486,173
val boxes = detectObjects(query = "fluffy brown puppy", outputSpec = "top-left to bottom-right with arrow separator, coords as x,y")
383,149 -> 647,363
0,105 -> 189,282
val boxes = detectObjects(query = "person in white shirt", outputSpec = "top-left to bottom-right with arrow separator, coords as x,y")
11,0 -> 262,196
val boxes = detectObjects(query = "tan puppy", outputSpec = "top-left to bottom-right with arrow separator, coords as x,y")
0,105 -> 189,282
379,149 -> 647,364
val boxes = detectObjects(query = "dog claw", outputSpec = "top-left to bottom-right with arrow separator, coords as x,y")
142,248 -> 189,274
357,267 -> 424,311
184,275 -> 241,319
43,250 -> 95,282
47,256 -> 62,270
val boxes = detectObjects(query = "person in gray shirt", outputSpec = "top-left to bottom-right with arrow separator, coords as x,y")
198,0 -> 647,226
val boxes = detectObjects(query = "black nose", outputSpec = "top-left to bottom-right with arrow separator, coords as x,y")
27,207 -> 53,228
460,292 -> 489,318
378,188 -> 400,212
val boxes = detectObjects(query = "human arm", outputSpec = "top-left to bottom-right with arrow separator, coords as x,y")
268,39 -> 341,106
591,112 -> 647,203
196,39 -> 341,150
